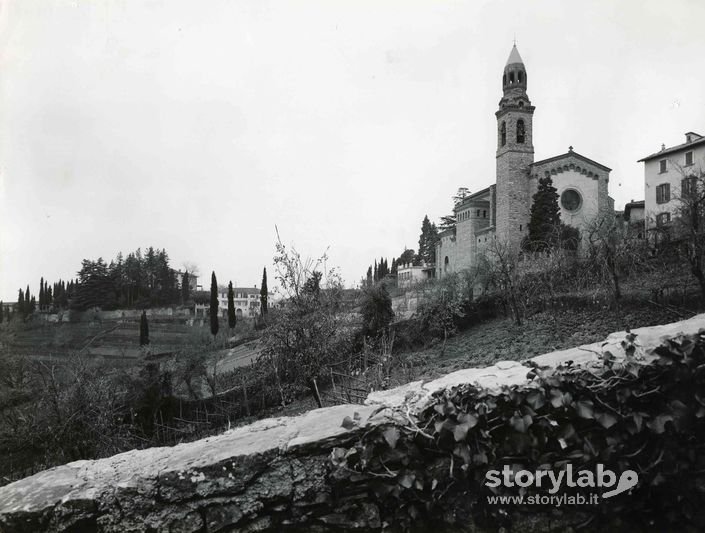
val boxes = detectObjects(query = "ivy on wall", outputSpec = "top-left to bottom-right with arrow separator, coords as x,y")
332,331 -> 705,531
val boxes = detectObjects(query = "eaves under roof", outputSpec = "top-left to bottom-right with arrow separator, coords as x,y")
638,135 -> 705,162
531,149 -> 611,172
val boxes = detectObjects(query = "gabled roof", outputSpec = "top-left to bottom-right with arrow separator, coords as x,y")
531,148 -> 611,172
638,134 -> 705,162
506,44 -> 524,66
624,200 -> 644,219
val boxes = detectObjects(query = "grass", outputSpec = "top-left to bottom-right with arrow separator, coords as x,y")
402,298 -> 694,382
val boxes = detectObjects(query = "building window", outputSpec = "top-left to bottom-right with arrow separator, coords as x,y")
659,159 -> 667,173
682,176 -> 697,197
686,151 -> 694,166
517,119 -> 525,144
444,256 -> 449,273
656,183 -> 670,204
476,209 -> 480,217
501,121 -> 506,146
656,212 -> 671,226
560,189 -> 582,211
483,210 -> 487,218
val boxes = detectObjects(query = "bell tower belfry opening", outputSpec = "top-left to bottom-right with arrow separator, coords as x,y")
495,44 -> 535,246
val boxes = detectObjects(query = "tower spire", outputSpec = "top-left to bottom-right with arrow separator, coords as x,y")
495,44 -> 535,247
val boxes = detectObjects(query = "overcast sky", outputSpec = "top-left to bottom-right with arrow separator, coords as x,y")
1,0 -> 704,301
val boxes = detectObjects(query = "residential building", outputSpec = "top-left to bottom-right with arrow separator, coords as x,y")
193,287 -> 272,319
638,132 -> 705,238
397,263 -> 435,288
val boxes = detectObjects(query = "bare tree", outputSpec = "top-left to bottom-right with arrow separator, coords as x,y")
182,262 -> 200,280
258,229 -> 346,408
478,238 -> 524,325
668,157 -> 705,303
584,215 -> 650,306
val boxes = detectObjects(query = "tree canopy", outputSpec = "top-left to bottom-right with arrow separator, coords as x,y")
417,215 -> 439,264
524,176 -> 578,252
210,272 -> 219,338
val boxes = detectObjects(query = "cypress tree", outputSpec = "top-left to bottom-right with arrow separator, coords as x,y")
25,285 -> 31,312
39,277 -> 45,310
29,296 -> 36,314
139,310 -> 150,346
17,289 -> 24,316
418,215 -> 439,264
260,267 -> 268,316
209,271 -> 219,339
227,281 -> 236,330
526,175 -> 562,252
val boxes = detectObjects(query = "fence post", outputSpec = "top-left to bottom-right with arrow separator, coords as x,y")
242,373 -> 250,417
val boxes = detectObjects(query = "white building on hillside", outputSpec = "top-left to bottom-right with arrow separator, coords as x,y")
397,263 -> 435,288
639,131 -> 705,237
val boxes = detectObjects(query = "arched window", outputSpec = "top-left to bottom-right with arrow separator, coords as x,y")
501,121 -> 506,146
509,72 -> 515,84
518,71 -> 523,83
517,119 -> 525,144
444,256 -> 449,273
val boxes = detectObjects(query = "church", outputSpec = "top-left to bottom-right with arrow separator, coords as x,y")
435,45 -> 614,279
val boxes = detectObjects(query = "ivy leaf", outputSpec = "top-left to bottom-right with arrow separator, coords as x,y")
383,427 -> 400,449
510,412 -> 533,433
458,413 -> 479,428
473,451 -> 488,464
454,422 -> 472,442
576,400 -> 594,419
647,414 -> 673,434
454,443 -> 472,464
526,390 -> 545,410
398,473 -> 415,489
596,412 -> 618,429
550,389 -> 565,408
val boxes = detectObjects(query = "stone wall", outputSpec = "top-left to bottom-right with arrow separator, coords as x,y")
37,307 -> 192,324
2,315 -> 705,532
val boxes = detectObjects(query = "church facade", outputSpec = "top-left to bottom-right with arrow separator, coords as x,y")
436,45 -> 614,279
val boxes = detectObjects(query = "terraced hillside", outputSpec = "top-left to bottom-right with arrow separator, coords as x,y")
2,315 -> 202,364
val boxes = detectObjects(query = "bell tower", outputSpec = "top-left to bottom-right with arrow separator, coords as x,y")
495,44 -> 535,246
